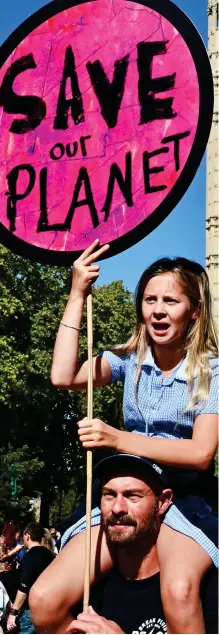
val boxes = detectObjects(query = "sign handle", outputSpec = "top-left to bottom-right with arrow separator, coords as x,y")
83,291 -> 93,612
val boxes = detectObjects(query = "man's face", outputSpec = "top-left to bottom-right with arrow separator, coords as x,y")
101,474 -> 160,545
23,532 -> 29,548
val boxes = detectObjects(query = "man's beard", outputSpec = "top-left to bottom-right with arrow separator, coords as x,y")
102,501 -> 159,546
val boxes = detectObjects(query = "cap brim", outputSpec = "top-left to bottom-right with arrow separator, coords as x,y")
93,453 -> 167,485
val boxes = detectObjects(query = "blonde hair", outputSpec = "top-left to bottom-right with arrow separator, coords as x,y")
42,528 -> 55,553
113,257 -> 218,410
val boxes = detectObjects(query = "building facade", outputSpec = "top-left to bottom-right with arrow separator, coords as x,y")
206,1 -> 219,325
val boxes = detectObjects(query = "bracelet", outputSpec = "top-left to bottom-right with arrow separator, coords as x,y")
9,607 -> 20,616
60,322 -> 81,331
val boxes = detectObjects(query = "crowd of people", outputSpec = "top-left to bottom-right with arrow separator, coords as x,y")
0,242 -> 218,634
0,521 -> 60,633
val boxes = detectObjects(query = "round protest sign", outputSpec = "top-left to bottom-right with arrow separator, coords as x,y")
0,0 -> 213,264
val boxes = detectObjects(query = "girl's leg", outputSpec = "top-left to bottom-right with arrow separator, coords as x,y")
29,525 -> 114,634
157,524 -> 212,634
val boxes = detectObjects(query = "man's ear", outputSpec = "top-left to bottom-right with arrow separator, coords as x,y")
158,489 -> 173,515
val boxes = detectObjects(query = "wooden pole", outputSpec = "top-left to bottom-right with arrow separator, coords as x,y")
83,291 -> 93,612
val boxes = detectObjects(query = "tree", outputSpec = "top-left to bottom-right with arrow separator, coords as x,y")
0,445 -> 42,524
0,245 -> 135,525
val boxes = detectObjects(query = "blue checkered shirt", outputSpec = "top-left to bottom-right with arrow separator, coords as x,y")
61,350 -> 218,560
102,348 -> 218,435
101,348 -> 218,486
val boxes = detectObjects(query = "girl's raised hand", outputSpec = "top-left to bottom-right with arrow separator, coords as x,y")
71,239 -> 109,299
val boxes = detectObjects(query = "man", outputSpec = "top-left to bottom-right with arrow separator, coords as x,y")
30,455 -> 218,634
7,522 -> 54,634
67,454 -> 173,635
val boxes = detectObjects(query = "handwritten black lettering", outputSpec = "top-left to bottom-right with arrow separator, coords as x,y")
162,131 -> 190,171
6,164 -> 36,231
50,143 -> 65,160
0,42 -> 178,134
6,129 -> 189,235
54,45 -> 84,129
86,55 -> 129,128
66,141 -> 78,158
38,166 -> 99,231
0,54 -> 46,133
137,42 -> 176,125
101,151 -> 133,221
143,147 -> 169,193
80,135 -> 92,157
38,167 -> 48,230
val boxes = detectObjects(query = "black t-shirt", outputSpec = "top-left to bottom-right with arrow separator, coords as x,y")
18,546 -> 54,610
91,570 -> 167,634
89,567 -> 218,634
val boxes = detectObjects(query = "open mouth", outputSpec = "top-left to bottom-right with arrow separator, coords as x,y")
152,323 -> 170,333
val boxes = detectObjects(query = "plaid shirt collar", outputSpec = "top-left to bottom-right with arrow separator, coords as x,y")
139,347 -> 188,380
133,348 -> 217,379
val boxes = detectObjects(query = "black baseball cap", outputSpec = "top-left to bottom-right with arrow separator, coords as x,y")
93,453 -> 168,487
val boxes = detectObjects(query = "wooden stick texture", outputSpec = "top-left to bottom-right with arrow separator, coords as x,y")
83,291 -> 93,612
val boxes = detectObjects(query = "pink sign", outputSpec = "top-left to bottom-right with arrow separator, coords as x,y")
0,0 -> 213,264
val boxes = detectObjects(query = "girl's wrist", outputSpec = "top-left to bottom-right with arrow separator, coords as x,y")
69,289 -> 86,303
63,291 -> 85,320
115,429 -> 124,452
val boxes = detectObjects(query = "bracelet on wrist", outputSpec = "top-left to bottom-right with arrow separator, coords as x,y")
9,607 -> 20,616
60,322 -> 81,331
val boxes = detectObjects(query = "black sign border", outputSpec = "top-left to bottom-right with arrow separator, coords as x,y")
0,0 -> 214,265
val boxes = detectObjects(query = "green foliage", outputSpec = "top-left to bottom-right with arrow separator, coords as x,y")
0,445 -> 42,524
0,245 -> 135,525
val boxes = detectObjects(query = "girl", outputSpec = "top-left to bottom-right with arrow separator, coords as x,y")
31,240 -> 218,634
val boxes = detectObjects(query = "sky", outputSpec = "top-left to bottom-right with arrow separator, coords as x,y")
0,0 -> 209,291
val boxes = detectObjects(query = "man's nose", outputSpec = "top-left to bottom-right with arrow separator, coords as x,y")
111,496 -> 128,516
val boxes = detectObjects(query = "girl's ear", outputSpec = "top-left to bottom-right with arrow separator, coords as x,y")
191,302 -> 201,321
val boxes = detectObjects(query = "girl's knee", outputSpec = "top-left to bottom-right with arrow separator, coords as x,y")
29,582 -> 67,629
29,584 -> 54,624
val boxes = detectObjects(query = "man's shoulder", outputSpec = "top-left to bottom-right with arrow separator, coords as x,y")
23,546 -> 54,565
32,546 -> 54,559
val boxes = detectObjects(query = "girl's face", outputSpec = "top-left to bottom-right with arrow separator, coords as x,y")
141,273 -> 196,348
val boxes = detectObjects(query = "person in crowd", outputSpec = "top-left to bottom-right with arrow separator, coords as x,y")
14,530 -> 27,568
49,528 -> 60,554
41,529 -> 56,554
0,522 -> 19,601
6,523 -> 54,634
46,240 -> 218,634
29,454 -> 218,634
0,530 -> 27,572
0,580 -> 10,634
